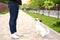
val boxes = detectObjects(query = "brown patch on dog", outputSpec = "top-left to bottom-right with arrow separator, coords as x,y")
35,18 -> 42,22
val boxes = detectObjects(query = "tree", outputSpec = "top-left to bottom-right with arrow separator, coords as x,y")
52,0 -> 60,5
52,0 -> 60,19
43,0 -> 54,16
29,0 -> 45,9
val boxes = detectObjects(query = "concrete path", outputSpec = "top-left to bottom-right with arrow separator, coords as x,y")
0,10 -> 60,40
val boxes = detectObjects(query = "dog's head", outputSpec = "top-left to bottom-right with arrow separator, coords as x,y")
35,18 -> 42,22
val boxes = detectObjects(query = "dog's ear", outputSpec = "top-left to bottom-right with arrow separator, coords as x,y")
39,19 -> 42,22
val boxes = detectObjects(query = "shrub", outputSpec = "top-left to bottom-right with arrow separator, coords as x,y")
0,3 -> 8,12
53,21 -> 60,27
0,0 -> 8,4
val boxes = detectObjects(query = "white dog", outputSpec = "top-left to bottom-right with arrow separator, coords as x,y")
35,18 -> 49,38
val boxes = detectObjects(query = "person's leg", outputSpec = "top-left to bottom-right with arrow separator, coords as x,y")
8,1 -> 19,34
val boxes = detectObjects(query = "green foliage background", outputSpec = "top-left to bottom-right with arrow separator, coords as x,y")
26,0 -> 60,9
29,0 -> 44,9
0,0 -> 8,4
52,0 -> 60,5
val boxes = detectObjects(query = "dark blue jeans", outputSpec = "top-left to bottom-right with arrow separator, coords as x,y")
8,1 -> 19,34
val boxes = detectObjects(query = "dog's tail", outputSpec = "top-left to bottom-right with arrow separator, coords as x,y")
46,28 -> 49,34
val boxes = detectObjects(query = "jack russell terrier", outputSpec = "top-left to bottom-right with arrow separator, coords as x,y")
35,18 -> 49,38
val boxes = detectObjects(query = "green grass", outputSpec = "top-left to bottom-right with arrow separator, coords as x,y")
0,11 -> 8,14
24,10 -> 60,33
0,0 -> 8,4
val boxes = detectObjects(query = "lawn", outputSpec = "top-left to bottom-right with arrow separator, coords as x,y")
24,10 -> 60,33
0,11 -> 8,14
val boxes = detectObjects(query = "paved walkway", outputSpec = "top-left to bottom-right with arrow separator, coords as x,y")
0,10 -> 60,40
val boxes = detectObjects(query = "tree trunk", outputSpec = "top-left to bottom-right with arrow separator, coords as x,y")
42,10 -> 44,15
57,10 -> 59,19
48,10 -> 50,16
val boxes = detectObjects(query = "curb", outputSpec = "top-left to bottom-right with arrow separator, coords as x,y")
41,22 -> 60,36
